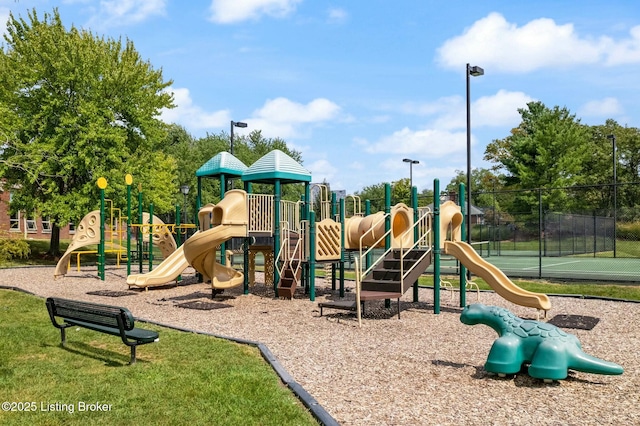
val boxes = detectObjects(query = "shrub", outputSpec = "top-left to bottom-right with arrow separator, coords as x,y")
0,235 -> 31,262
617,222 -> 640,241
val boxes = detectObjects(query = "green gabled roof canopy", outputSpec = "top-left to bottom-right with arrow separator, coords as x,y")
242,149 -> 312,184
196,152 -> 248,178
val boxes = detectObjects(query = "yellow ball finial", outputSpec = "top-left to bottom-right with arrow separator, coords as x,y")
125,174 -> 133,185
97,177 -> 108,189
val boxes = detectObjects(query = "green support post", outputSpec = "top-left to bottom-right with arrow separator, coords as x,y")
273,180 -> 281,296
384,183 -> 391,309
300,194 -> 308,294
339,197 -> 345,298
412,185 -> 419,303
365,200 -> 371,270
176,204 -> 182,282
220,174 -> 226,265
304,185 -> 311,294
126,174 -> 132,277
137,188 -> 143,273
309,210 -> 316,302
148,203 -> 154,272
331,191 -> 337,291
243,181 -> 251,295
459,182 -> 467,308
196,177 -> 202,229
433,178 -> 441,314
97,177 -> 107,281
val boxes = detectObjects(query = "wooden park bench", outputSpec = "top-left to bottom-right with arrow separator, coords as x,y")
46,297 -> 159,364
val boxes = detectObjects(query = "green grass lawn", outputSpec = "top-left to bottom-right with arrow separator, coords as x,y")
0,290 -> 318,426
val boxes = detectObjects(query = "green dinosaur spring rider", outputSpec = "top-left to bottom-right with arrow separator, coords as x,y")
460,304 -> 624,382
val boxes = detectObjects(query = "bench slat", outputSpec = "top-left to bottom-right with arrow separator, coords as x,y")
46,297 -> 159,364
65,319 -> 159,344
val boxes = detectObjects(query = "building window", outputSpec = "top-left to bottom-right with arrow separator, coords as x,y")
26,215 -> 37,233
10,211 -> 20,232
42,218 -> 52,233
69,222 -> 76,235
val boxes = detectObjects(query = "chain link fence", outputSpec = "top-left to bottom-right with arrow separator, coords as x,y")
469,183 -> 640,282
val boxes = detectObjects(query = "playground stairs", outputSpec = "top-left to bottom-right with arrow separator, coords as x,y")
277,231 -> 303,299
360,248 -> 432,302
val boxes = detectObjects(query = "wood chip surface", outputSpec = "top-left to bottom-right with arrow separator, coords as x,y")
3,266 -> 638,425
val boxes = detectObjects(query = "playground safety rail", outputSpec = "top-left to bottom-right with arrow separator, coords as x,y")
397,208 -> 432,286
247,194 -> 274,235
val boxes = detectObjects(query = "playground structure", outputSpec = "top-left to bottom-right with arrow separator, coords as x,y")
54,208 -> 177,279
56,151 -> 551,321
439,201 -> 551,313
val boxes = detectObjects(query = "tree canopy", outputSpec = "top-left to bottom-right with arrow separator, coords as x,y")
0,9 -> 175,253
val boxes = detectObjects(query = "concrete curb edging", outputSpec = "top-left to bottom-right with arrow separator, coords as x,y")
139,319 -> 340,426
0,286 -> 339,426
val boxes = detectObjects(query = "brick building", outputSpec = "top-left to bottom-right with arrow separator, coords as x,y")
0,183 -> 74,240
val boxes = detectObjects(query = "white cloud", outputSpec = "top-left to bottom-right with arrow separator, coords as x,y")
248,97 -> 341,138
605,25 -> 640,65
360,90 -> 533,160
254,97 -> 340,123
327,7 -> 348,24
400,90 -> 533,131
209,0 -> 302,24
578,97 -> 623,117
160,87 -> 231,130
364,127 -> 469,157
437,12 -> 608,73
306,159 -> 339,185
464,90 -> 534,129
88,0 -> 167,28
0,7 -> 10,36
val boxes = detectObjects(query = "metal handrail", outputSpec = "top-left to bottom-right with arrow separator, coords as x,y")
397,209 -> 432,283
355,209 -> 434,291
357,213 -> 393,280
354,256 -> 362,327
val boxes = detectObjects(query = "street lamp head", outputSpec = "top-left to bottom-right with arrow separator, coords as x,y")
468,65 -> 484,77
232,121 -> 248,128
403,158 -> 419,164
180,185 -> 190,195
607,134 -> 616,142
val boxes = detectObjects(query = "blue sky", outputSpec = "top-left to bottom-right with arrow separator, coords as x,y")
2,1 -> 640,195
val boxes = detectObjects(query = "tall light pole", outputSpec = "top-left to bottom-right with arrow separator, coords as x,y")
230,121 -> 248,190
180,185 -> 190,225
403,158 -> 419,203
607,134 -> 617,257
230,120 -> 248,156
466,63 -> 484,245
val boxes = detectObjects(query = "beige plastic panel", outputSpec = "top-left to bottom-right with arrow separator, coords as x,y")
315,219 -> 342,261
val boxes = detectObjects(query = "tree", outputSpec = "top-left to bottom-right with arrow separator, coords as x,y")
355,182 -> 387,213
163,129 -> 308,217
589,120 -> 640,220
391,178 -> 411,206
446,168 -> 505,225
484,101 -> 590,216
0,9 -> 175,255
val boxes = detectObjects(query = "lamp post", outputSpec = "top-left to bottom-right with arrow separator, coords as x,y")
230,120 -> 248,156
402,158 -> 419,203
230,121 -> 247,189
466,63 -> 484,246
180,185 -> 190,226
607,134 -> 617,257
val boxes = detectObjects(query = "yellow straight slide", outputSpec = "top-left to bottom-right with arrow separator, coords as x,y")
444,240 -> 551,312
126,241 -> 192,288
